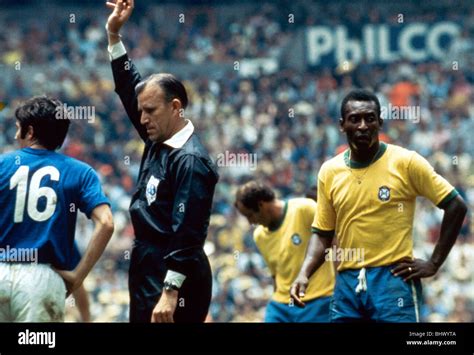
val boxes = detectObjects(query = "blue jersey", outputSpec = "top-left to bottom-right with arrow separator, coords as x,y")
0,148 -> 109,270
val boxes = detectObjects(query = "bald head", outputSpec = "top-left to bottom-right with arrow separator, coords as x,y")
135,73 -> 188,109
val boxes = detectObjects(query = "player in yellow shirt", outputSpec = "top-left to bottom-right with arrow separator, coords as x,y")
235,181 -> 335,322
290,89 -> 467,322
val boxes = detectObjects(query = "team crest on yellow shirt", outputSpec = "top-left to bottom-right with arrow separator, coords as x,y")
291,233 -> 302,245
378,186 -> 391,201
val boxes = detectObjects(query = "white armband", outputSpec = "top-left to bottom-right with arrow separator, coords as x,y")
164,270 -> 186,288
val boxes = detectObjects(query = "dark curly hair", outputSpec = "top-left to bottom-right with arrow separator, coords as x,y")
340,89 -> 381,122
15,96 -> 70,150
235,181 -> 275,212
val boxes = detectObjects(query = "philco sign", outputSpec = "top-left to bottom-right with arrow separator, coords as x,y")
306,22 -> 460,66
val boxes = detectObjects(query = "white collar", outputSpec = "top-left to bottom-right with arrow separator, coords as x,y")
163,120 -> 194,148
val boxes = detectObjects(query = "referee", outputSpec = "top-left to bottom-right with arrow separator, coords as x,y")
106,0 -> 219,323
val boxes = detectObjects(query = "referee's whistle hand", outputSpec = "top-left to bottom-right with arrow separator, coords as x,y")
105,0 -> 134,33
151,290 -> 178,323
290,275 -> 308,308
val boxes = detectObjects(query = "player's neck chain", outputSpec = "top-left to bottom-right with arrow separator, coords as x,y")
347,146 -> 381,184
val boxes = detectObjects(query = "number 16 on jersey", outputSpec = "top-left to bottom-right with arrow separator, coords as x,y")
9,165 -> 60,223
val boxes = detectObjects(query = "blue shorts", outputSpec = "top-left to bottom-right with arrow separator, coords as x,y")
265,296 -> 331,323
330,265 -> 422,322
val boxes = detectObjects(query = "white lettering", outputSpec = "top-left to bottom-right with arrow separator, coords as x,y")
18,329 -> 55,348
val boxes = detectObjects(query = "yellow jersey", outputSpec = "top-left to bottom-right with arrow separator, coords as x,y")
254,198 -> 335,303
313,142 -> 458,271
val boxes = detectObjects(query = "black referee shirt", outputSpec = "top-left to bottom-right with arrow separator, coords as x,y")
130,133 -> 218,276
112,54 -> 219,277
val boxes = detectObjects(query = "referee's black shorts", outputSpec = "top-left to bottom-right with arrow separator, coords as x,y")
128,239 -> 212,323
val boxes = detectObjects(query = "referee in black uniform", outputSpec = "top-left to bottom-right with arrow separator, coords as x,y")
106,0 -> 218,323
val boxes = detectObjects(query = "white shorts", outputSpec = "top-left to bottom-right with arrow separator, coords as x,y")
0,263 -> 66,322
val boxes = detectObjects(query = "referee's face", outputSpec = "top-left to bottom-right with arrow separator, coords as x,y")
137,84 -> 178,143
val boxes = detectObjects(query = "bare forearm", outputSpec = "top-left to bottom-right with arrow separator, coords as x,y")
299,233 -> 333,278
430,196 -> 467,268
75,220 -> 114,281
107,32 -> 121,46
73,286 -> 91,322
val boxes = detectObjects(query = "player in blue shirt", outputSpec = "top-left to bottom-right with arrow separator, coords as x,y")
0,96 -> 114,322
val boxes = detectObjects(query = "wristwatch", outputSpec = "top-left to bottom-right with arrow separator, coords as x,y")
163,281 -> 179,292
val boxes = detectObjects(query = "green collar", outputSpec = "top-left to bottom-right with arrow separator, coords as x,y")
268,200 -> 288,232
344,142 -> 387,169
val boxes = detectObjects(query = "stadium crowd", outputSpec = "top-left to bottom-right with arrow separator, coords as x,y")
0,0 -> 473,322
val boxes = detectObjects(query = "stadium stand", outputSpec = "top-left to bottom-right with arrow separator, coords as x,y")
0,0 -> 472,322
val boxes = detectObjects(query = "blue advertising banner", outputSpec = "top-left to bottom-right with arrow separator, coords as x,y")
306,22 -> 461,66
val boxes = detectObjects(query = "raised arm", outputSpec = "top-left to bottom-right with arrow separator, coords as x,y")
106,0 -> 148,141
